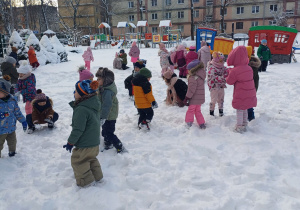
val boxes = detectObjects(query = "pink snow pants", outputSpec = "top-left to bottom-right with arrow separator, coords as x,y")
25,101 -> 33,115
236,109 -> 248,126
209,88 -> 225,110
85,61 -> 91,71
185,105 -> 205,125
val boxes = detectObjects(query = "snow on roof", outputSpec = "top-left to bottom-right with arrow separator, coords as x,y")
99,22 -> 110,29
159,20 -> 172,27
43,30 -> 56,34
233,33 -> 249,39
128,23 -> 136,28
137,21 -> 148,27
117,22 -> 128,28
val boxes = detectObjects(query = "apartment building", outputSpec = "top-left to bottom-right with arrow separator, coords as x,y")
111,0 -> 300,37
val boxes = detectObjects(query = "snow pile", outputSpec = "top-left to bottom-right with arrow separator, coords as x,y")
8,30 -> 28,60
40,35 -> 60,64
19,29 -> 33,38
51,35 -> 68,62
25,33 -> 47,65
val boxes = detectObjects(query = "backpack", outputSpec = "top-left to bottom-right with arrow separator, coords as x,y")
174,79 -> 188,101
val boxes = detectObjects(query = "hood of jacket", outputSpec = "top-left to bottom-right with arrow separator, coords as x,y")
227,46 -> 249,67
189,63 -> 205,80
201,46 -> 210,53
102,82 -> 117,95
69,93 -> 100,112
249,56 -> 261,69
1,62 -> 14,72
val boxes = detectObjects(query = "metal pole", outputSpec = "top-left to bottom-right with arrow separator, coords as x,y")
263,0 -> 266,25
190,0 -> 194,40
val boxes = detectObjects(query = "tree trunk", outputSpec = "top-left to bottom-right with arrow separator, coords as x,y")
190,0 -> 194,40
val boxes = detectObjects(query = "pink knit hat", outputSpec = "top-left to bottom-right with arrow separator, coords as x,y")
79,69 -> 94,81
189,46 -> 196,50
163,69 -> 174,79
212,51 -> 225,63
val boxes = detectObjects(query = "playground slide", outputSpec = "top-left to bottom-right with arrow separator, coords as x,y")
117,40 -> 124,49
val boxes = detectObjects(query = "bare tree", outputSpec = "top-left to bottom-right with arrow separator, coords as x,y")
271,7 -> 291,27
0,0 -> 12,34
22,0 -> 29,28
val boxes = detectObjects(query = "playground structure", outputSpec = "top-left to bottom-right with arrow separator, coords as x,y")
196,27 -> 234,57
115,22 -> 137,49
248,25 -> 298,64
136,21 -> 151,48
96,22 -> 111,49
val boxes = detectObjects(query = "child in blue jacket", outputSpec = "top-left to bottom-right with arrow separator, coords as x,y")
0,78 -> 27,157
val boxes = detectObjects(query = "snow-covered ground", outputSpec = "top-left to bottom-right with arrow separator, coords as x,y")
1,43 -> 300,210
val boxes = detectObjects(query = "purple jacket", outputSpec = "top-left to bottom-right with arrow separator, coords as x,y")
185,51 -> 198,65
226,46 -> 257,110
186,65 -> 206,105
198,46 -> 211,70
174,50 -> 186,67
129,46 -> 140,62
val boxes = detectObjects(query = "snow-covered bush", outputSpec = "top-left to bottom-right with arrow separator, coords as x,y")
26,33 -> 47,65
8,30 -> 28,60
51,35 -> 68,62
40,35 -> 59,64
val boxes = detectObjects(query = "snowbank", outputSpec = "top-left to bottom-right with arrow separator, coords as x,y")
40,35 -> 60,64
51,35 -> 68,62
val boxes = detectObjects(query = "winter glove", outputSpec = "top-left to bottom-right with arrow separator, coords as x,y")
14,91 -> 21,102
63,142 -> 74,153
151,101 -> 158,109
183,97 -> 190,106
100,119 -> 106,126
22,121 -> 27,132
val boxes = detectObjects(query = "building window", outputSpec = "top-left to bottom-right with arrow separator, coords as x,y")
205,15 -> 212,21
220,23 -> 227,30
128,1 -> 134,8
286,10 -> 294,15
152,13 -> 158,20
178,11 -> 184,18
165,12 -> 171,19
269,20 -> 277,25
237,7 -> 244,14
166,0 -> 171,6
151,0 -> 157,6
178,25 -> 184,32
252,6 -> 259,14
194,10 -> 199,18
220,8 -> 227,16
193,0 -> 199,2
129,15 -> 134,21
152,27 -> 158,34
270,4 -> 277,12
97,18 -> 99,23
251,21 -> 258,27
206,0 -> 213,6
236,22 -> 243,29
178,0 -> 184,4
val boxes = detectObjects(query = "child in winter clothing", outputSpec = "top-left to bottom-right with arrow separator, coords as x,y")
129,41 -> 140,67
113,52 -> 122,70
198,41 -> 211,71
124,60 -> 145,99
207,51 -> 229,117
132,68 -> 158,129
26,89 -> 59,134
82,46 -> 94,71
96,68 -> 126,153
78,66 -> 94,81
16,61 -> 36,115
1,56 -> 18,94
119,49 -> 129,70
163,69 -> 187,107
186,46 -> 198,65
183,59 -> 206,129
28,46 -> 40,69
9,46 -> 19,67
246,46 -> 261,121
0,78 -> 27,157
63,80 -> 103,188
226,46 -> 257,133
174,44 -> 187,78
158,43 -> 171,76
257,39 -> 271,72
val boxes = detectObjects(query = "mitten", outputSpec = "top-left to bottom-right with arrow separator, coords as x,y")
100,119 -> 106,126
151,101 -> 158,109
22,121 -> 27,132
183,97 -> 190,106
63,142 -> 74,153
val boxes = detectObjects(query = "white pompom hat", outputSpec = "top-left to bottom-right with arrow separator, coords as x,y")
17,60 -> 32,74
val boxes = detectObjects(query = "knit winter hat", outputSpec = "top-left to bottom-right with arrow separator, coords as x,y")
261,39 -> 267,44
0,78 -> 11,95
189,46 -> 196,51
120,49 -> 125,54
17,60 -> 31,74
35,89 -> 47,102
75,80 -> 99,96
79,69 -> 94,81
95,67 -> 115,86
163,69 -> 174,79
134,60 -> 145,69
5,56 -> 16,65
212,51 -> 225,63
187,59 -> 201,70
139,67 -> 152,78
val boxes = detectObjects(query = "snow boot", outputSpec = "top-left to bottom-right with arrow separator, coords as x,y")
199,124 -> 206,129
8,151 -> 16,157
219,109 -> 224,117
210,110 -> 214,116
27,126 -> 35,134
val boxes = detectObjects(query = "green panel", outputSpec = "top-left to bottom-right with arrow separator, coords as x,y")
249,26 -> 298,33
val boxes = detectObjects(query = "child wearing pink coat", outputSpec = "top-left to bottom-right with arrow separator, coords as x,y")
183,59 -> 206,129
207,51 -> 228,117
129,41 -> 140,67
185,46 -> 198,65
198,41 -> 211,71
226,46 -> 257,133
174,44 -> 187,78
82,47 -> 94,71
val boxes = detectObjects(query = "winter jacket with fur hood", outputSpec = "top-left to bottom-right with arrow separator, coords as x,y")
186,63 -> 206,105
249,56 -> 261,91
31,97 -> 55,124
226,46 -> 257,110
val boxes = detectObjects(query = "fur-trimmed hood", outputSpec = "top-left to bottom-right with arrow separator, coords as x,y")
249,56 -> 261,69
188,62 -> 205,79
